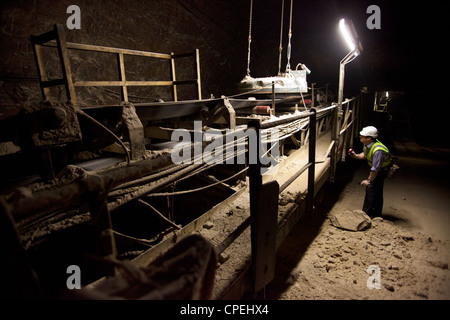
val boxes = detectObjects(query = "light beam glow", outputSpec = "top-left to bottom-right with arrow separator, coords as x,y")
339,19 -> 356,52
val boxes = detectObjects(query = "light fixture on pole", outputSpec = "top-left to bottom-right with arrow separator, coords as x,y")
332,19 -> 363,166
337,19 -> 362,112
339,19 -> 358,53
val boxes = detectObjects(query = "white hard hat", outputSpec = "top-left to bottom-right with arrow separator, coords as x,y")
360,126 -> 378,138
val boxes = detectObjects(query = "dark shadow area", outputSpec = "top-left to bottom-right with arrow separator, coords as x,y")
379,214 -> 409,224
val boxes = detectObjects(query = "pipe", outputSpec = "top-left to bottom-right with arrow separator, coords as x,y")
235,105 -> 271,115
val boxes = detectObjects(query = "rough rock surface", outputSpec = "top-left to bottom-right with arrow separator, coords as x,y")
330,209 -> 372,231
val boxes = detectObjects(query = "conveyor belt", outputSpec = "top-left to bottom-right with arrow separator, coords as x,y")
81,96 -> 302,121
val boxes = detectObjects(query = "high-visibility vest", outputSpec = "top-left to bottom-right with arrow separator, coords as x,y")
364,140 -> 392,169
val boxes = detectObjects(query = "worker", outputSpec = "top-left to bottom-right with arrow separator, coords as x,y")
348,126 -> 393,218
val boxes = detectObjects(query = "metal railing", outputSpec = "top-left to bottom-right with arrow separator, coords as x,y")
30,24 -> 202,105
218,94 -> 363,295
1,91 -> 364,297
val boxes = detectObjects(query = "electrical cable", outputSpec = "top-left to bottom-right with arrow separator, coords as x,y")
76,108 -> 131,166
278,0 -> 285,76
285,0 -> 294,73
246,0 -> 253,77
144,166 -> 248,197
137,199 -> 181,230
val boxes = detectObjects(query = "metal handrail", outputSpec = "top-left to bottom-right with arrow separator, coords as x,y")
31,24 -> 202,104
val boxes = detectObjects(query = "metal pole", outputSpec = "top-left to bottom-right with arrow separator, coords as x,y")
248,120 -> 279,294
248,120 -> 262,195
338,62 -> 346,113
351,98 -> 356,147
332,50 -> 355,181
272,81 -> 275,115
307,108 -> 316,212
330,104 -> 338,183
248,119 -> 262,293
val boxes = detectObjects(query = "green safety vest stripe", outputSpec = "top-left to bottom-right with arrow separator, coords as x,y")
364,140 -> 392,168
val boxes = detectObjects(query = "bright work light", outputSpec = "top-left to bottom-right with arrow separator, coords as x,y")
339,19 -> 357,53
335,18 -> 363,150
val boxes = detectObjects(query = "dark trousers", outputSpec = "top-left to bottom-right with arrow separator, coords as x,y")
363,170 -> 387,217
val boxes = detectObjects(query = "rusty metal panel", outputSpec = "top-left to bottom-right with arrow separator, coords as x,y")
121,102 -> 145,160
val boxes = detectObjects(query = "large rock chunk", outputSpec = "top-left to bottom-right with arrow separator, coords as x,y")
330,210 -> 372,231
